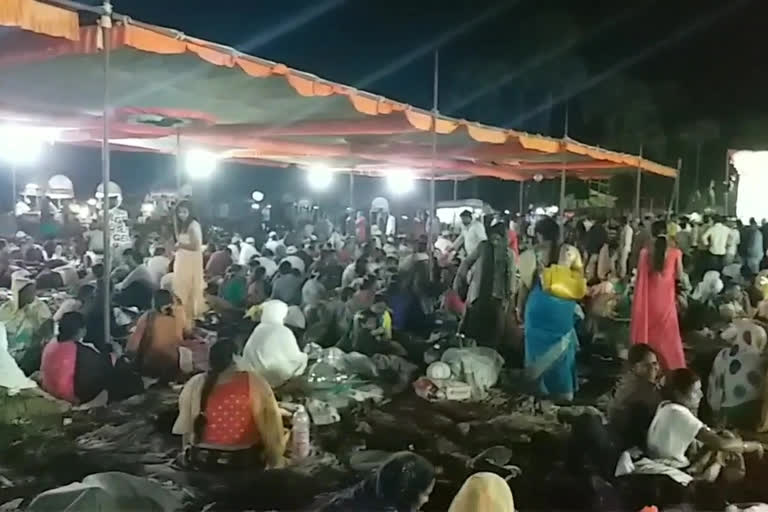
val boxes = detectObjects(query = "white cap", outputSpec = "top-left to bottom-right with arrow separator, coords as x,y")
245,237 -> 255,245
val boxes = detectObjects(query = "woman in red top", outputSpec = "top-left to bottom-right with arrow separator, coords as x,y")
40,312 -> 113,404
173,340 -> 287,469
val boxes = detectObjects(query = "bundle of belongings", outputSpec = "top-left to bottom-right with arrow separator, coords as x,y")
414,346 -> 504,401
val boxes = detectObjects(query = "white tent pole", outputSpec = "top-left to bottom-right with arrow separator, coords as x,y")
100,2 -> 113,348
724,150 -> 730,216
428,50 -> 439,260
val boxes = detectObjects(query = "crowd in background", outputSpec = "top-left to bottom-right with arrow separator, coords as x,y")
5,196 -> 768,510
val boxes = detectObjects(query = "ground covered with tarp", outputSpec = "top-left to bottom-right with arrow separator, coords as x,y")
4,339 -> 767,512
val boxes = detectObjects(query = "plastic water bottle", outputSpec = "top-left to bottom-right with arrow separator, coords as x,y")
292,405 -> 311,459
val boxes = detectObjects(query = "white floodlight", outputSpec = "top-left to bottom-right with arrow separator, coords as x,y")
306,164 -> 334,190
185,149 -> 219,179
731,150 -> 768,223
0,124 -> 57,166
251,190 -> 264,202
251,203 -> 260,210
87,198 -> 98,206
386,168 -> 416,195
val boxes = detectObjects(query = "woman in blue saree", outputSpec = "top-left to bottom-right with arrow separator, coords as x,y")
517,217 -> 583,402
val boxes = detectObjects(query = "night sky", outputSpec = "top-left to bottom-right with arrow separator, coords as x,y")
22,0 -> 768,209
102,0 -> 767,126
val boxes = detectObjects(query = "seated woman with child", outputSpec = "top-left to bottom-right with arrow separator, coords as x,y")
41,312 -> 142,404
173,340 -> 287,469
567,344 -> 662,479
618,368 -> 764,486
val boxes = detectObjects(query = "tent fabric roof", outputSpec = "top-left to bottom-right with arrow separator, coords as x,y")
0,0 -> 678,181
0,0 -> 79,41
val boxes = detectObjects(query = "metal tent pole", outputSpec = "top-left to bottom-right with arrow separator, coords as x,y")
559,169 -> 566,236
724,151 -> 730,216
518,181 -> 524,214
559,106 -> 569,240
10,165 -> 16,213
675,157 -> 682,214
175,130 -> 182,193
348,173 -> 354,210
100,2 -> 113,348
453,179 -> 458,200
667,157 -> 682,216
634,145 -> 643,219
695,142 -> 701,193
428,50 -> 439,260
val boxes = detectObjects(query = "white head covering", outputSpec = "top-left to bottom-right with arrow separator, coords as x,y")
240,300 -> 307,387
0,324 -> 37,392
692,271 -> 723,303
11,271 -> 34,307
448,472 -> 515,512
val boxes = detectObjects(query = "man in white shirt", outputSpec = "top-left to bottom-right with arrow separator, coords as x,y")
228,235 -> 241,264
264,232 -> 281,254
725,221 -> 740,265
238,237 -> 259,266
145,247 -> 171,288
617,216 -> 634,278
114,248 -> 154,309
701,215 -> 730,272
451,210 -> 487,258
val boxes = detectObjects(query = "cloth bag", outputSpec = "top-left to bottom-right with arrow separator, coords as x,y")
541,264 -> 587,301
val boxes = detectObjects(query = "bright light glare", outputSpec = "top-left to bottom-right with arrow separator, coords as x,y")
251,203 -> 260,210
141,202 -> 155,215
251,190 -> 264,202
78,206 -> 90,220
386,169 -> 416,195
306,165 -> 334,190
185,149 -> 219,179
68,204 -> 81,214
0,125 -> 55,166
87,198 -> 97,206
732,150 -> 768,223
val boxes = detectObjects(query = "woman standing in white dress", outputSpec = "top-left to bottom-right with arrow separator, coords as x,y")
173,201 -> 206,323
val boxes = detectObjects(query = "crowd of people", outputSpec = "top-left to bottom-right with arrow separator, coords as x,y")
5,196 -> 768,510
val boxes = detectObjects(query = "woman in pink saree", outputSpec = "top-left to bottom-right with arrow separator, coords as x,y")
631,220 -> 686,370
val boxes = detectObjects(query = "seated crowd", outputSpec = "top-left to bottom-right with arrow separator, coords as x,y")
8,206 -> 768,511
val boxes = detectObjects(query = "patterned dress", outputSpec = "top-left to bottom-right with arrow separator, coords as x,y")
709,319 -> 766,428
